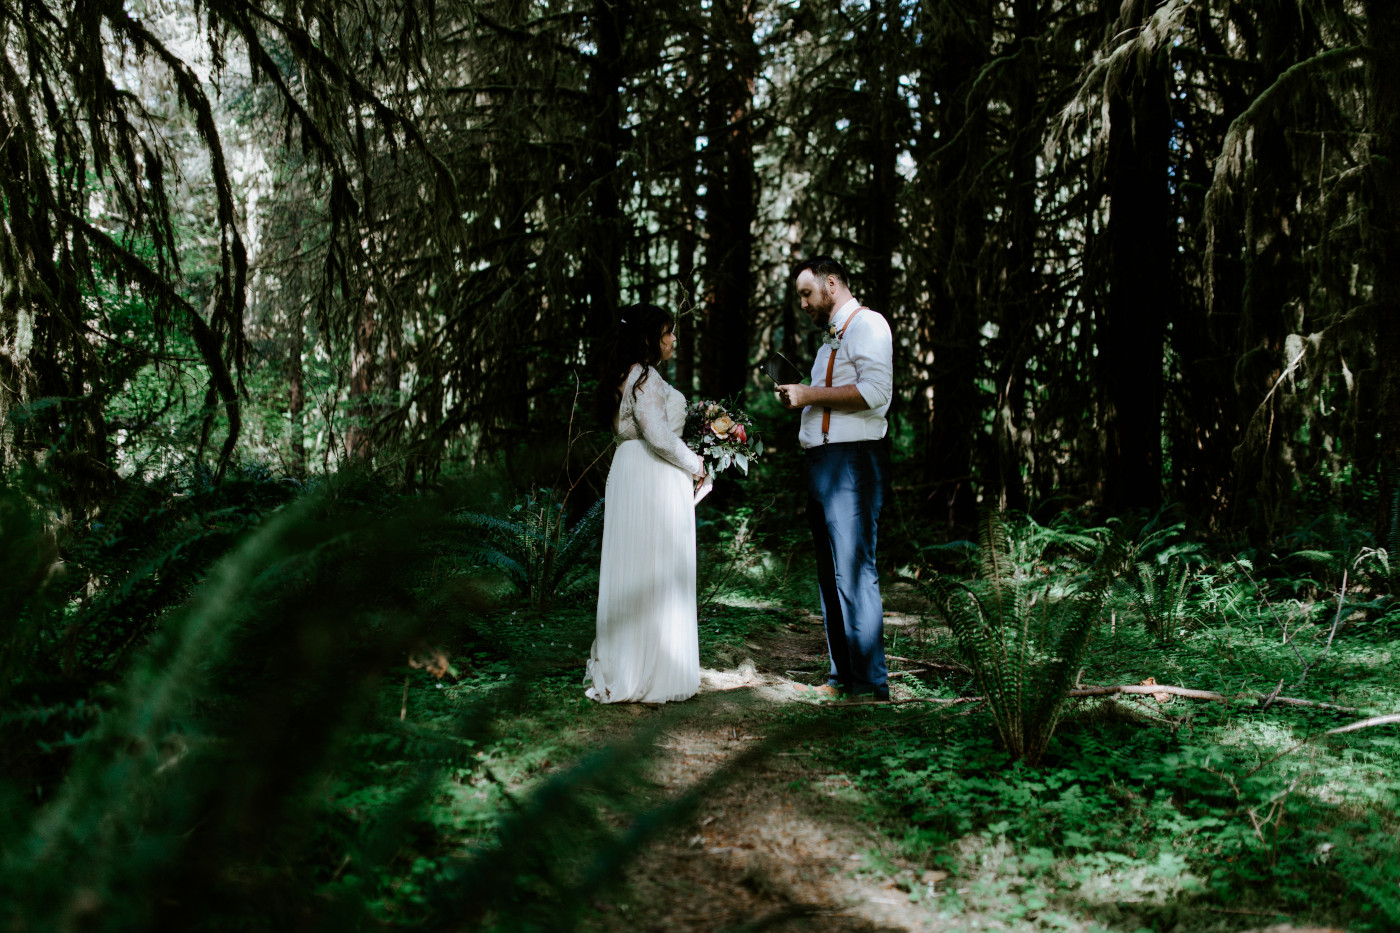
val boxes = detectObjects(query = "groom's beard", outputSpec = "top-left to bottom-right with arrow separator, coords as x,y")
812,285 -> 836,324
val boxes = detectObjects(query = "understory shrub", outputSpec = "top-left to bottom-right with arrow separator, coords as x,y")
926,511 -> 1111,765
458,487 -> 604,609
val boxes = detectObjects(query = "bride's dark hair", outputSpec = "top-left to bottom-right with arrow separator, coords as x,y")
595,303 -> 675,429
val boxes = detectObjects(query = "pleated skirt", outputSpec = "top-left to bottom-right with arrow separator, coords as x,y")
586,439 -> 699,703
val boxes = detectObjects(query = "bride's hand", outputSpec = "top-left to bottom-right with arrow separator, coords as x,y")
693,472 -> 713,505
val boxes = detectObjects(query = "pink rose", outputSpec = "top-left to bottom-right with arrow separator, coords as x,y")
733,424 -> 747,444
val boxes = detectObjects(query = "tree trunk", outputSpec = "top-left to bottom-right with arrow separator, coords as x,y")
700,0 -> 757,400
865,0 -> 900,320
918,0 -> 989,529
1368,0 -> 1400,543
345,292 -> 376,460
1167,4 -> 1253,526
988,0 -> 1042,512
1230,0 -> 1305,542
0,301 -> 32,472
288,302 -> 306,479
0,84 -> 114,516
1101,4 -> 1171,513
675,176 -> 699,395
861,0 -> 904,436
583,0 -> 629,341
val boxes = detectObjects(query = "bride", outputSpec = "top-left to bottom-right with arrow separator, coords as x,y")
587,303 -> 707,703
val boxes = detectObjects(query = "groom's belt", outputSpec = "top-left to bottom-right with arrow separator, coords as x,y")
804,438 -> 886,455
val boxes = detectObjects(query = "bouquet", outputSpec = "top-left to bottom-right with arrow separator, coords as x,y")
684,399 -> 763,478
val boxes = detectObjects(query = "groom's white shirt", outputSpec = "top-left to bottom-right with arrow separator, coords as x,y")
798,297 -> 894,449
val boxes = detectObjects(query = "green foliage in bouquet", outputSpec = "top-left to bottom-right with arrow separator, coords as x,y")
925,511 -> 1111,766
458,488 -> 604,609
684,399 -> 763,477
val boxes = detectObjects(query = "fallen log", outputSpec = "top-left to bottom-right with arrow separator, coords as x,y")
887,683 -> 1361,713
1067,684 -> 1359,712
1325,712 -> 1400,734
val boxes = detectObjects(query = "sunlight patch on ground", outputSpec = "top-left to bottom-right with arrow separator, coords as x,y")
948,832 -> 1206,931
1213,718 -> 1306,751
699,659 -> 823,703
706,593 -> 783,609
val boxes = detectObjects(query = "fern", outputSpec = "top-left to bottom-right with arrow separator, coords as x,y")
550,496 -> 606,594
1390,471 -> 1400,556
1354,546 -> 1400,598
1095,513 -> 1209,641
1120,557 -> 1196,643
927,511 -> 1110,765
457,488 -> 604,609
1100,514 -> 1204,573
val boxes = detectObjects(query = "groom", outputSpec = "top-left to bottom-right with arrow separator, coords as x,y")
776,257 -> 893,701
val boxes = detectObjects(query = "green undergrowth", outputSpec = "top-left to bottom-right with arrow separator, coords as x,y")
319,665 -> 605,924
348,580 -> 1400,932
5,463 -> 1400,931
759,597 -> 1400,932
312,597 -> 794,926
802,698 -> 1400,931
396,508 -> 1400,932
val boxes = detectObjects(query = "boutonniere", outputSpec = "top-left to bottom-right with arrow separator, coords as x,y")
820,322 -> 841,350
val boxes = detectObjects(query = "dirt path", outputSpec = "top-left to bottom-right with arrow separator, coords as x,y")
580,609 -> 956,933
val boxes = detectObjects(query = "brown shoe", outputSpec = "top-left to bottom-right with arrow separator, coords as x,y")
794,683 -> 845,701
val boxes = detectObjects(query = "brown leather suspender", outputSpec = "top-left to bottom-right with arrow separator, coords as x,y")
821,307 -> 868,444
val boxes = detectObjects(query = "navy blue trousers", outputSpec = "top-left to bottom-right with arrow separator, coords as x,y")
805,440 -> 889,698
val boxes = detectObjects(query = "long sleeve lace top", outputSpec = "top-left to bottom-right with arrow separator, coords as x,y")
616,365 -> 703,475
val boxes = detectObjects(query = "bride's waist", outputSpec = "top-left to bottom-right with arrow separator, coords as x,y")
616,435 -> 683,445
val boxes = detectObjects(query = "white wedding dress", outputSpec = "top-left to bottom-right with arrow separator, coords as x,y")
587,364 -> 703,703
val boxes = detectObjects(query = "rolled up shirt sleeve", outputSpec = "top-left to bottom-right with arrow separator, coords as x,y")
850,313 -> 893,411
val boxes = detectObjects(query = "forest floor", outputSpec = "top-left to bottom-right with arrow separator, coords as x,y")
532,593 -> 1349,933
578,607 -> 946,933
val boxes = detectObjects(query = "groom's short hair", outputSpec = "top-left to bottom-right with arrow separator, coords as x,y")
793,256 -> 849,289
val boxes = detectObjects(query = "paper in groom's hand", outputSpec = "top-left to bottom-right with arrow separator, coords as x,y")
761,351 -> 806,387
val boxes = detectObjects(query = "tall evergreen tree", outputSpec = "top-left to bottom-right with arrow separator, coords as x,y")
914,0 -> 992,525
1367,0 -> 1400,535
1098,0 -> 1174,513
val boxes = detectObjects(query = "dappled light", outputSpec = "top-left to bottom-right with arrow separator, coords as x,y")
3,0 -> 1400,930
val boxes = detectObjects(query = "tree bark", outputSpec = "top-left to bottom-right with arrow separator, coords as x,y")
583,0 -> 629,341
918,0 -> 989,529
865,0 -> 901,320
1168,3 -> 1273,527
1230,0 -> 1306,542
345,292 -> 376,460
1101,2 -> 1172,513
700,0 -> 757,400
288,302 -> 307,479
675,173 -> 699,395
1369,0 -> 1400,544
988,0 -> 1043,512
